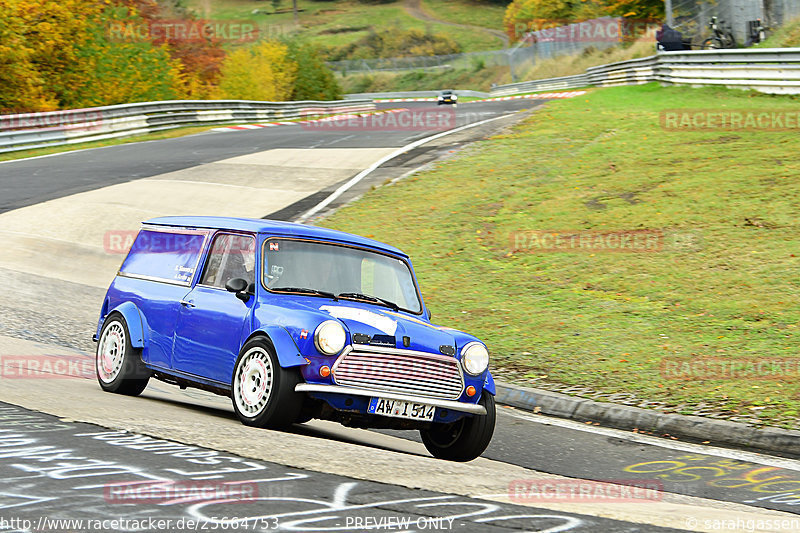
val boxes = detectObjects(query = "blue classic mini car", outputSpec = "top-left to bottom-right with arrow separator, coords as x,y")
95,217 -> 495,461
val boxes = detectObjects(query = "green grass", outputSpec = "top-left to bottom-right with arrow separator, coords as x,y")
184,0 -> 504,53
321,83 -> 800,428
419,0 -> 507,30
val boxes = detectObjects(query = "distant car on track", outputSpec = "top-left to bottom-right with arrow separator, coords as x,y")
437,90 -> 458,105
94,217 -> 496,461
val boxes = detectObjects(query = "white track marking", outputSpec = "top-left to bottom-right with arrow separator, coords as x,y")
501,408 -> 800,471
294,112 -> 524,223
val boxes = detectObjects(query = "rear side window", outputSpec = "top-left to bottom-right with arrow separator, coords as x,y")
119,228 -> 207,285
200,233 -> 256,288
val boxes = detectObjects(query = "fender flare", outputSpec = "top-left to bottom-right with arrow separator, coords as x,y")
106,302 -> 146,348
483,371 -> 496,396
246,326 -> 307,368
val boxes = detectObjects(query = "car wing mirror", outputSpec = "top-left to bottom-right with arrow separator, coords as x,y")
225,278 -> 250,302
426,308 -> 432,320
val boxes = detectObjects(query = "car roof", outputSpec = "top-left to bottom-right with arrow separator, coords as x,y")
144,216 -> 408,257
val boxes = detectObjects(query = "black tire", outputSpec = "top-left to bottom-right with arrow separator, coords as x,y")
231,337 -> 302,429
96,313 -> 150,396
420,393 -> 496,462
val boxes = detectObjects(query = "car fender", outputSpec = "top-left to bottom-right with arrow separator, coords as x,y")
483,371 -> 496,396
106,302 -> 146,348
247,326 -> 307,368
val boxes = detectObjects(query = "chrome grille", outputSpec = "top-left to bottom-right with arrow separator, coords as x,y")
331,347 -> 464,400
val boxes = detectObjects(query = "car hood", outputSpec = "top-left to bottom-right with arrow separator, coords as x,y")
259,296 -> 454,353
319,303 -> 458,353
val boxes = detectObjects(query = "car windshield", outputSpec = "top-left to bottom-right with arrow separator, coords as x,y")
263,238 -> 422,314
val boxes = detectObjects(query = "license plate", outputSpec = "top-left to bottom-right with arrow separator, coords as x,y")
368,397 -> 435,421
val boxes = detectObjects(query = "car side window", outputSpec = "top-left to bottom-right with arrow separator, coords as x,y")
201,233 -> 255,289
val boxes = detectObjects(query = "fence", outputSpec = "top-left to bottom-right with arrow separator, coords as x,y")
491,48 -> 800,96
327,50 -> 512,74
0,99 -> 375,154
328,17 -> 654,81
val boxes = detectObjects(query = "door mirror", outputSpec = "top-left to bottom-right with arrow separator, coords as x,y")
225,277 -> 250,302
426,308 -> 432,320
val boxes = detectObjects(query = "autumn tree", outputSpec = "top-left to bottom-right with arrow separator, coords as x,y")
504,0 -> 664,41
218,40 -> 297,101
0,0 -> 100,112
62,5 -> 183,107
288,41 -> 341,101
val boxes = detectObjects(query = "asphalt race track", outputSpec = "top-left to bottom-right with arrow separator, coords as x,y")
1,98 -> 799,533
0,401 -> 678,532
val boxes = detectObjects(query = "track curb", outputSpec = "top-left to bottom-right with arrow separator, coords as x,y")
494,381 -> 800,457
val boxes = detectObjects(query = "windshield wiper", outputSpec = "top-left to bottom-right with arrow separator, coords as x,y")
337,292 -> 399,311
271,287 -> 338,300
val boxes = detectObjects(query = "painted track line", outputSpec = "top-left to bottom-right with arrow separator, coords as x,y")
294,112 -> 520,223
501,407 -> 800,472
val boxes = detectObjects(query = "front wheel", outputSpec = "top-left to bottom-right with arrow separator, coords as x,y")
231,337 -> 302,429
420,392 -> 496,462
96,313 -> 150,395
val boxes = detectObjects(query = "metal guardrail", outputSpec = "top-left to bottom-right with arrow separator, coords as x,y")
0,99 -> 375,154
490,73 -> 592,96
344,90 -> 491,99
491,48 -> 800,96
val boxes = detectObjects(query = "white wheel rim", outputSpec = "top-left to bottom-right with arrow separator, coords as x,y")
234,347 -> 274,416
97,321 -> 125,383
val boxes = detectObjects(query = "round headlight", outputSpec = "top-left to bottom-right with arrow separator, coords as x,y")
461,342 -> 489,375
314,320 -> 346,355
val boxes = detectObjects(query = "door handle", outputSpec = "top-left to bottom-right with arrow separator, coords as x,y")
179,299 -> 195,308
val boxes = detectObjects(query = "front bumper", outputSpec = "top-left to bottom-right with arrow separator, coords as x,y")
295,383 -> 487,415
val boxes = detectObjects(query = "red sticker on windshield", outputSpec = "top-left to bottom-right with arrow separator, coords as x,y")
269,242 -> 279,251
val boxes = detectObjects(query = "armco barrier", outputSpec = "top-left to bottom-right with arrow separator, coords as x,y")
0,99 -> 375,153
491,48 -> 800,96
490,73 -> 591,96
345,90 -> 490,99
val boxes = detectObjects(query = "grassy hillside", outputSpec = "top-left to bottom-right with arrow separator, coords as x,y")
420,0 -> 507,30
338,39 -> 656,93
339,64 -> 509,93
321,83 -> 800,428
184,0 -> 505,53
